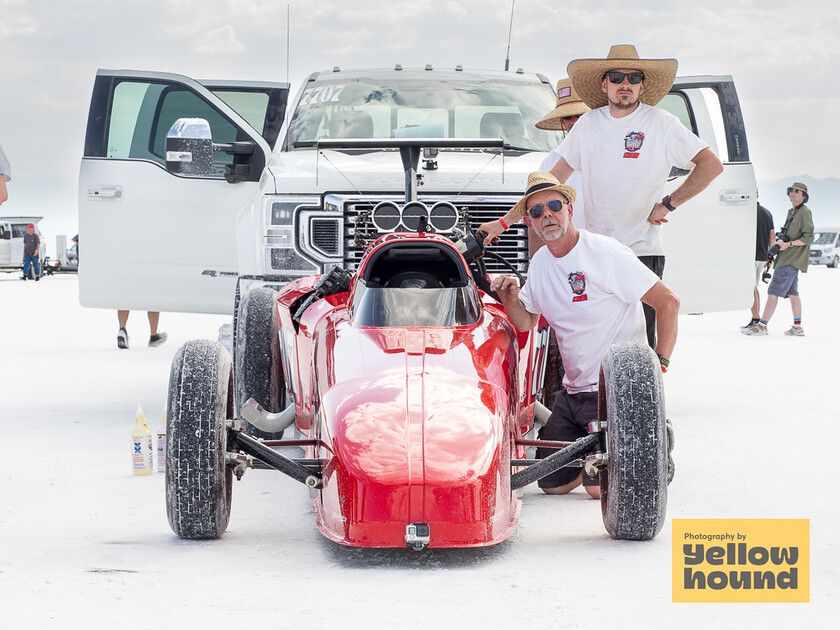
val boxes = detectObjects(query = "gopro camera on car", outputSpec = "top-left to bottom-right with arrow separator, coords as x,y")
405,523 -> 431,550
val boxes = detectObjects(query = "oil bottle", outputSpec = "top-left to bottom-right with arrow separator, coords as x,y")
131,404 -> 153,475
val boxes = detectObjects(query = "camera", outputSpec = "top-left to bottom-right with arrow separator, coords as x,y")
768,232 -> 790,257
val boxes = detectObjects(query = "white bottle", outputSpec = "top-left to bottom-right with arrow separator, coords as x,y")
131,404 -> 153,475
156,411 -> 167,473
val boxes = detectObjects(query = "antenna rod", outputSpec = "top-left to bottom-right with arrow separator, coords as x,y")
504,0 -> 515,71
286,4 -> 290,83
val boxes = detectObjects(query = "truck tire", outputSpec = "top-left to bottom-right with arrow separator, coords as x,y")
234,286 -> 285,439
830,256 -> 839,269
166,340 -> 233,539
599,341 -> 668,541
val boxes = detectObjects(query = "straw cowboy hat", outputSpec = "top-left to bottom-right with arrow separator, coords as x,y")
567,44 -> 678,109
535,78 -> 590,130
513,172 -> 577,217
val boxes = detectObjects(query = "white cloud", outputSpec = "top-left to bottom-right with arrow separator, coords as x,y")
0,0 -> 39,37
191,24 -> 247,55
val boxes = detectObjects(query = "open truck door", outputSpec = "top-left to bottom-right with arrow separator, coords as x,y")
78,70 -> 288,314
658,76 -> 756,313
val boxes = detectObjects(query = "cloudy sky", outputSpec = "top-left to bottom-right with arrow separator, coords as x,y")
1,0 -> 838,184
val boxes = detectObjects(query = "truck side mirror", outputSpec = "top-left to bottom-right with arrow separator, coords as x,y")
165,118 -> 217,177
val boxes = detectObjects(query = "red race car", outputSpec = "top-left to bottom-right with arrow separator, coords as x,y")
165,142 -> 670,549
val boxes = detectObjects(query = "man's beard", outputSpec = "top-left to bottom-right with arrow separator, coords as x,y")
608,90 -> 639,110
537,219 -> 567,242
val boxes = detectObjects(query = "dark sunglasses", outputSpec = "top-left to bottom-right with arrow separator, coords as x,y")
528,199 -> 566,220
786,187 -> 803,195
605,71 -> 645,85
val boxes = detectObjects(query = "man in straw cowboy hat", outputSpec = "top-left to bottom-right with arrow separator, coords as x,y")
534,78 -> 589,241
482,45 -> 722,348
742,182 -> 813,337
482,78 -> 588,255
491,171 -> 679,497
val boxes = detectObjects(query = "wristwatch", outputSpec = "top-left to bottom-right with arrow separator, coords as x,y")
661,195 -> 677,212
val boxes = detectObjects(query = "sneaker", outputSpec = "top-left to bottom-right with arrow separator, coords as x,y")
784,326 -> 805,337
741,323 -> 768,336
117,327 -> 129,349
148,332 -> 168,347
740,318 -> 759,330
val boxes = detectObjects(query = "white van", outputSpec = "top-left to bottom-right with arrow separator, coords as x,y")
810,227 -> 840,268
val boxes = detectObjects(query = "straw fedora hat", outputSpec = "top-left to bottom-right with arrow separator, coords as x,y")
535,78 -> 590,130
513,172 -> 577,217
567,44 -> 678,109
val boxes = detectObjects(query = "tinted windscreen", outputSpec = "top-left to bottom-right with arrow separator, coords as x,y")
351,280 -> 481,327
286,77 -> 562,151
814,232 -> 837,245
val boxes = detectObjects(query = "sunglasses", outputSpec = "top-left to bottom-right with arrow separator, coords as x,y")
527,199 -> 566,220
604,71 -> 645,85
787,187 -> 804,195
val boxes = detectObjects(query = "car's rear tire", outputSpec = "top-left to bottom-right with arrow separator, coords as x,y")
234,286 -> 285,440
599,341 -> 668,541
166,340 -> 233,539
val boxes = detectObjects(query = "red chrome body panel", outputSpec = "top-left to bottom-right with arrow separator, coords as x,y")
275,234 -> 539,547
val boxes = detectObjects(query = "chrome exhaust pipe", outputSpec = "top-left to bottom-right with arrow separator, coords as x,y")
240,398 -> 296,433
534,400 -> 551,427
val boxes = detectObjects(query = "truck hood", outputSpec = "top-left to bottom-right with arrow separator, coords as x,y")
266,148 -> 548,194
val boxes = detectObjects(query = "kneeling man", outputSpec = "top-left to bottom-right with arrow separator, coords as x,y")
491,172 -> 679,498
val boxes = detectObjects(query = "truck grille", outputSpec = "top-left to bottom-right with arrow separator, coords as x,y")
311,218 -> 341,256
338,197 -> 529,275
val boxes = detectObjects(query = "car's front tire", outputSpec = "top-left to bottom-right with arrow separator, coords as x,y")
166,340 -> 233,539
599,341 -> 668,541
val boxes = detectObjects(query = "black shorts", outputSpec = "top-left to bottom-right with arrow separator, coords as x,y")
537,389 -> 599,489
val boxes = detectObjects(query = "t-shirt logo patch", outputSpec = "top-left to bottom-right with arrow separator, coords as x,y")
568,271 -> 588,302
623,131 -> 645,158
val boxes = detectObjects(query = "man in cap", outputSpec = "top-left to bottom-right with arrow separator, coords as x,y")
742,183 -> 813,336
22,223 -> 41,281
482,45 -> 723,348
491,172 -> 679,497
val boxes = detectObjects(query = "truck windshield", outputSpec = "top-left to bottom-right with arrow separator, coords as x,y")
814,232 -> 837,245
286,76 -> 562,151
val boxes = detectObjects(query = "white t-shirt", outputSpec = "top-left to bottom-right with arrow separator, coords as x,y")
540,149 -> 585,230
518,230 -> 658,394
558,104 -> 708,256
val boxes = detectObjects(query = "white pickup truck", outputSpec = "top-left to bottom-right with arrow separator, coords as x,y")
78,66 -> 756,315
